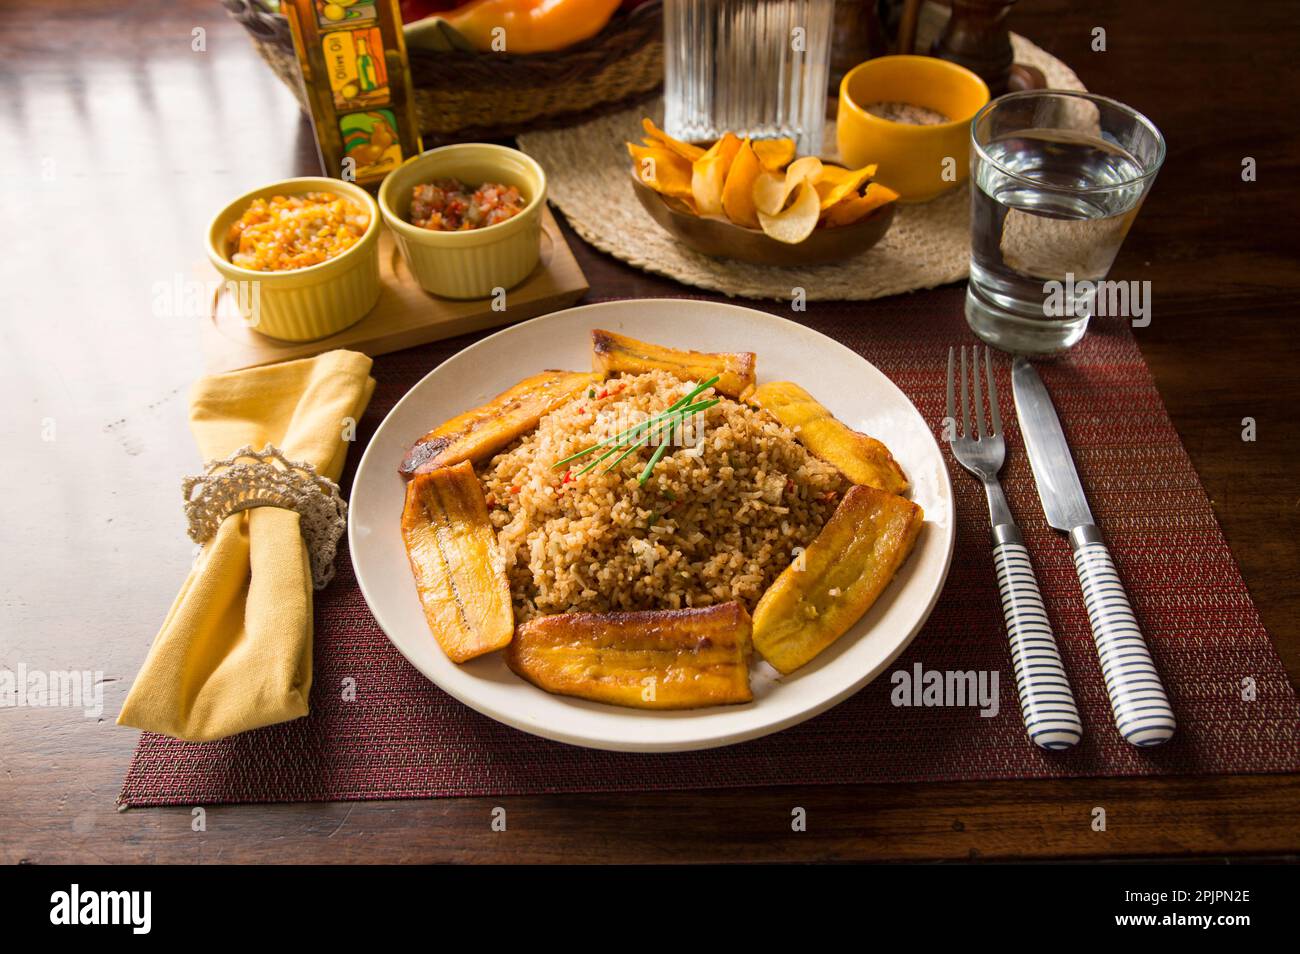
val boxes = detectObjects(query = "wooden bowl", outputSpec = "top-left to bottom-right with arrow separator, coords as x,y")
630,175 -> 896,266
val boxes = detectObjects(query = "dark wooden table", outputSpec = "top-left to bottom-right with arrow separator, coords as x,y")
3,0 -> 1297,864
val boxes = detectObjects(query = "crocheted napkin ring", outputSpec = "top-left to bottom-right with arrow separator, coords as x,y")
183,444 -> 347,590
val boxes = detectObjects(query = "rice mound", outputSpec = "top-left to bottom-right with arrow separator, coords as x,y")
481,370 -> 846,621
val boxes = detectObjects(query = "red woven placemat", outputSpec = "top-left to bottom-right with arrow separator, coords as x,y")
120,296 -> 1300,805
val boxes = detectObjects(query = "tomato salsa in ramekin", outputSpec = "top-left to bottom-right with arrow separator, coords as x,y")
378,144 -> 547,300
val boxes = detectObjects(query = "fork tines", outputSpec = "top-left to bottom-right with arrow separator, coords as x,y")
947,345 -> 1006,478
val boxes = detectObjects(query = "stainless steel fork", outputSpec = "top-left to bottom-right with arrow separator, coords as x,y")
947,346 -> 1083,750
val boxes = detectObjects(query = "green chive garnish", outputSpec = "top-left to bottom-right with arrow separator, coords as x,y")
550,377 -> 720,473
573,444 -> 623,477
637,443 -> 669,485
602,436 -> 650,473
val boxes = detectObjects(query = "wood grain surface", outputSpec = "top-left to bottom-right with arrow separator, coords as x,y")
1,0 -> 1297,864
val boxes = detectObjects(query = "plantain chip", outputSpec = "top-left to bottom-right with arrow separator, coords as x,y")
815,163 -> 878,210
752,137 -> 797,173
631,116 -> 890,240
822,181 -> 900,227
627,142 -> 694,199
752,155 -> 823,217
691,132 -> 742,216
662,192 -> 699,216
756,180 -> 821,244
641,117 -> 706,162
721,138 -> 762,228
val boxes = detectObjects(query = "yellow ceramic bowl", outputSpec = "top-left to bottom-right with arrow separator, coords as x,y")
837,55 -> 990,203
207,177 -> 380,342
378,144 -> 546,300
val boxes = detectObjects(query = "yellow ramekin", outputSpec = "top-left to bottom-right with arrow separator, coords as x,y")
837,55 -> 990,203
378,144 -> 546,300
207,177 -> 381,342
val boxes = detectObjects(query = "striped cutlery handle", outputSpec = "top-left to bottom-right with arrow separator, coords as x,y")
993,539 -> 1083,750
1071,532 -> 1176,746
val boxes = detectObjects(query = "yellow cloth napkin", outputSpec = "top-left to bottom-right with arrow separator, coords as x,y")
118,350 -> 376,741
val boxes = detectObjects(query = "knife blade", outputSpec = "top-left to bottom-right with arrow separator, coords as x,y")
1011,358 -> 1093,531
1011,356 -> 1175,747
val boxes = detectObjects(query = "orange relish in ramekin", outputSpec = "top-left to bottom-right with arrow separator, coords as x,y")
207,177 -> 380,341
225,191 -> 371,272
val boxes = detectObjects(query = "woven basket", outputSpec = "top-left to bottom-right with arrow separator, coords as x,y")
223,1 -> 664,144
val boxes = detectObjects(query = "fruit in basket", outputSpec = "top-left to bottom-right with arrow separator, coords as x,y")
628,118 -> 899,244
417,0 -> 622,53
401,1 -> 467,20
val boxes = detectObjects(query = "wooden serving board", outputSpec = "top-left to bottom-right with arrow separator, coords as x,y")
202,206 -> 588,372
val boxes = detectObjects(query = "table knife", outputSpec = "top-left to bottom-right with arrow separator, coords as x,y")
1011,357 -> 1175,747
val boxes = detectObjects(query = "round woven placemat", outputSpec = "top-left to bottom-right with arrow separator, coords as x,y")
519,34 -> 1085,301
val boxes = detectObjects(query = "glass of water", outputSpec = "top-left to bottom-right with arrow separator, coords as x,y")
663,0 -> 834,157
966,90 -> 1165,353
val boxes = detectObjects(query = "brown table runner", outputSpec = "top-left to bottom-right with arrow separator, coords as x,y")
120,295 -> 1300,805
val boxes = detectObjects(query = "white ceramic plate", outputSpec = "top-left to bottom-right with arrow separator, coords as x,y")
350,300 -> 954,752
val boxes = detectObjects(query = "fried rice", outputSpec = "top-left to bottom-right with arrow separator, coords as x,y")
481,370 -> 847,621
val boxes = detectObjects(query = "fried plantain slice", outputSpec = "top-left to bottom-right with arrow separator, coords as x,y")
506,602 -> 754,709
753,485 -> 924,674
590,329 -> 756,398
401,370 -> 601,477
401,461 -> 514,663
748,380 -> 908,494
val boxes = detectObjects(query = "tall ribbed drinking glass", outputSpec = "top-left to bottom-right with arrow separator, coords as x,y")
663,0 -> 834,156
